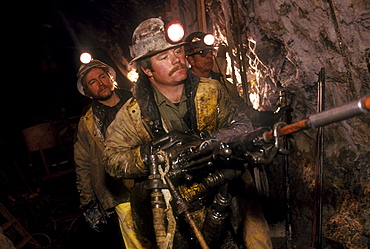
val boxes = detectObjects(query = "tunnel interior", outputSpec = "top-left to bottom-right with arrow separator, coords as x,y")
1,0 -> 369,248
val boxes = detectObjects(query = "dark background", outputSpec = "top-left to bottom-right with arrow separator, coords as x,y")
2,1 -> 158,248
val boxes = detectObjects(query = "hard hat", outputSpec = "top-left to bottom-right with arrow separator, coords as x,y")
184,32 -> 215,56
129,18 -> 186,62
76,60 -> 116,96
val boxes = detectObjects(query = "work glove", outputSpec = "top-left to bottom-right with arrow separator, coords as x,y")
140,130 -> 203,167
82,198 -> 112,233
153,130 -> 201,151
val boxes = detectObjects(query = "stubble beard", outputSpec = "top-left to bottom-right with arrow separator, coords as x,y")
90,88 -> 114,101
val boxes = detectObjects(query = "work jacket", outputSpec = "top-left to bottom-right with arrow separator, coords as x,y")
74,90 -> 131,215
103,70 -> 253,179
102,70 -> 253,247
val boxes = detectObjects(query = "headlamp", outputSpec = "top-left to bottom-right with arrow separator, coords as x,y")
203,34 -> 215,46
165,21 -> 185,43
80,52 -> 93,64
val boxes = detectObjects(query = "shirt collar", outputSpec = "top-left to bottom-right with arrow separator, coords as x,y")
152,85 -> 187,107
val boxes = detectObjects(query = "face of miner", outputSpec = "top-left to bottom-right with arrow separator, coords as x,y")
84,67 -> 115,100
142,46 -> 188,87
187,49 -> 214,73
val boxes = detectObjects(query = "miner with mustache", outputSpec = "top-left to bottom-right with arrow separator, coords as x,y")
103,18 -> 270,248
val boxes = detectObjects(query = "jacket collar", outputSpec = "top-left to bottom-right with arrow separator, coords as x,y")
91,89 -> 132,137
133,70 -> 200,138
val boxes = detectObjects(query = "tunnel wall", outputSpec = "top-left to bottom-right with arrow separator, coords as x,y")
205,0 -> 370,248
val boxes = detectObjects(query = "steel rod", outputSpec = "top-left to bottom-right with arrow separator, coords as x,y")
312,68 -> 325,248
263,96 -> 370,142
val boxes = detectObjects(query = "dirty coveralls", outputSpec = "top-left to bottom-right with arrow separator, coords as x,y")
74,89 -> 132,233
103,71 -> 272,248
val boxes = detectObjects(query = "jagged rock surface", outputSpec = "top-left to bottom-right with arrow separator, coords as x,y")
206,0 -> 370,248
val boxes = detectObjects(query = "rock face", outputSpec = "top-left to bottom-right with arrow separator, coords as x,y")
206,0 -> 370,248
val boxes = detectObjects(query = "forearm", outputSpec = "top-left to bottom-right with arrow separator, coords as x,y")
74,131 -> 94,207
210,88 -> 253,140
75,162 -> 94,208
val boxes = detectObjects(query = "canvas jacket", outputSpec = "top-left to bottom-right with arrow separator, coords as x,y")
74,90 -> 132,214
103,70 -> 253,179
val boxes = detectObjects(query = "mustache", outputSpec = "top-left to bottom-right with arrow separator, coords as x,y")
168,63 -> 187,76
98,85 -> 109,92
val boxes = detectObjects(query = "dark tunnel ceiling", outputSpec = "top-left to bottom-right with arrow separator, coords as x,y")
34,0 -> 167,61
9,0 -> 169,130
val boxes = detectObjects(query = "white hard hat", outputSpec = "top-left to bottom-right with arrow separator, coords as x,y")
129,18 -> 186,62
76,60 -> 116,96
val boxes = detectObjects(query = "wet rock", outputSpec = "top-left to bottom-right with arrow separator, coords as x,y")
206,0 -> 370,247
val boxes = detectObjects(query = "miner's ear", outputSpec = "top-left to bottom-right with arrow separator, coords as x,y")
141,66 -> 153,77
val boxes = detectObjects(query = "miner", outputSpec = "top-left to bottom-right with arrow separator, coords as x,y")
185,31 -> 287,129
74,60 -> 132,244
185,31 -> 273,248
103,18 -> 271,248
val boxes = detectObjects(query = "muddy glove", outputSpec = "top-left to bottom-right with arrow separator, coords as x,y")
141,130 -> 203,166
82,198 -> 111,232
153,130 -> 201,150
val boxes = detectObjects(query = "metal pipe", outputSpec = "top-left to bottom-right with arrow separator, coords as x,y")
312,68 -> 325,248
278,90 -> 293,249
263,95 -> 370,142
308,95 -> 369,128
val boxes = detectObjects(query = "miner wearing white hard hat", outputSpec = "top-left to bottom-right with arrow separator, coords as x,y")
76,59 -> 117,97
103,17 -> 270,248
74,59 -> 132,243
